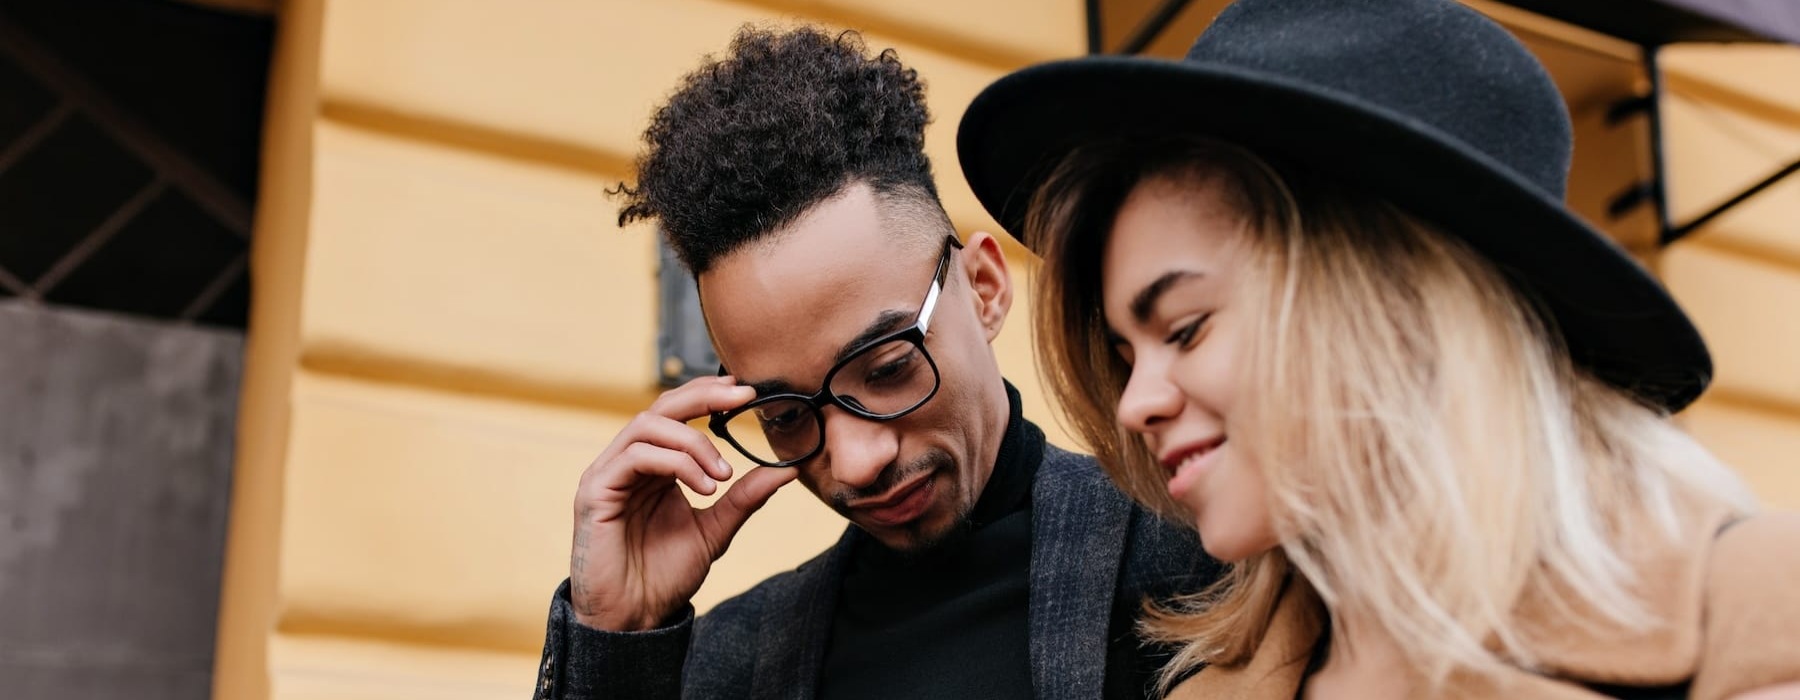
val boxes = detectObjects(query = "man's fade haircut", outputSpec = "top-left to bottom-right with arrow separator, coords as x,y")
615,26 -> 946,275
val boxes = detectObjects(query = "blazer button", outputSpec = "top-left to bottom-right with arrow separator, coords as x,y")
538,654 -> 555,696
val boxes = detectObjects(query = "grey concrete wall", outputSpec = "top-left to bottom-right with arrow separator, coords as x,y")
0,300 -> 241,699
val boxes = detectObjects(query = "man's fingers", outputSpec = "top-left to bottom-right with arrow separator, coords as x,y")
620,412 -> 736,481
646,374 -> 758,423
589,442 -> 720,503
698,466 -> 801,556
581,392 -> 743,489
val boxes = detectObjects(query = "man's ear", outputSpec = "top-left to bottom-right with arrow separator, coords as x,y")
959,231 -> 1013,343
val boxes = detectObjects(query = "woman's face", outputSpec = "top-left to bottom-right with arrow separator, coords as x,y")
1101,175 -> 1279,562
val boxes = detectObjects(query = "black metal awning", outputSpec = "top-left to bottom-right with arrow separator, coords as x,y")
1088,0 -> 1800,246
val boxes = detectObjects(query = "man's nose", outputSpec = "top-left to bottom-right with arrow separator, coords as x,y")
819,408 -> 900,490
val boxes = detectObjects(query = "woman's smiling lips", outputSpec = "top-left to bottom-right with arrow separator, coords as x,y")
1160,436 -> 1226,501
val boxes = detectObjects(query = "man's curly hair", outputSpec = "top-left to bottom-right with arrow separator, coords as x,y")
616,26 -> 944,275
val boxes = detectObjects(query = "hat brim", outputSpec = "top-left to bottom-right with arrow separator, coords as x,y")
957,56 -> 1710,412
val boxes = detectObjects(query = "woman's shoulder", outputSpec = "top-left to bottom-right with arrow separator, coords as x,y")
1709,511 -> 1800,568
1692,511 -> 1800,700
1704,511 -> 1800,600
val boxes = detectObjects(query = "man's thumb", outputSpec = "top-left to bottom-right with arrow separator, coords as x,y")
698,466 -> 800,556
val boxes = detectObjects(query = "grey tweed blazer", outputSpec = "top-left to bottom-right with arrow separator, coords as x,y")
532,443 -> 1214,700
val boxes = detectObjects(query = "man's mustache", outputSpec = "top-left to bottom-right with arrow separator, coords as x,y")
830,450 -> 950,510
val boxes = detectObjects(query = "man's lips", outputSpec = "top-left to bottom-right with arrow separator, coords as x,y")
847,471 -> 936,527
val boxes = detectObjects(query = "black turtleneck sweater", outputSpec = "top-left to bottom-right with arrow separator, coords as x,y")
816,383 -> 1041,699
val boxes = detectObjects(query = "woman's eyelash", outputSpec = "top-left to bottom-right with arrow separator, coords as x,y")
1166,314 -> 1209,346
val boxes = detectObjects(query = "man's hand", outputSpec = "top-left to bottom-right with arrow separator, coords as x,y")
568,375 -> 799,631
1731,684 -> 1800,700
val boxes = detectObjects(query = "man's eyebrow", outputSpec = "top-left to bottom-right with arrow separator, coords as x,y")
833,309 -> 913,365
1129,270 -> 1206,325
740,309 -> 914,397
749,377 -> 796,396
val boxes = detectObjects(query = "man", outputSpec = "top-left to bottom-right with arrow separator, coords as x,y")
533,26 -> 1218,700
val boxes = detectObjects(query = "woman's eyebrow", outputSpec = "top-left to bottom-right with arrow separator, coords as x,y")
1129,270 -> 1206,324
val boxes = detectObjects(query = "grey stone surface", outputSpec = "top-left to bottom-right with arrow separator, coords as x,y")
0,300 -> 242,700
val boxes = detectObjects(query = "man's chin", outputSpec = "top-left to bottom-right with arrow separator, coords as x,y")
838,457 -> 970,552
856,507 -> 963,552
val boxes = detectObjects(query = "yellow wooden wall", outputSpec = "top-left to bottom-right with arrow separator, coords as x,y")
214,1 -> 1085,698
215,2 -> 1800,699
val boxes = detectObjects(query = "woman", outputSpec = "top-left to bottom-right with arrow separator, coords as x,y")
957,0 -> 1800,697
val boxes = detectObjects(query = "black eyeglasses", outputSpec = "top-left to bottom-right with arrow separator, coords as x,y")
710,235 -> 965,467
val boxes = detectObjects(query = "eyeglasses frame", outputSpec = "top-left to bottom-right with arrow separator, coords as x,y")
709,235 -> 965,467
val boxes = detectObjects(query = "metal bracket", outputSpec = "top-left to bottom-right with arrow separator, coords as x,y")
1606,46 -> 1677,242
655,237 -> 718,388
1086,0 -> 1104,54
1118,0 -> 1195,55
1606,44 -> 1800,246
1664,157 -> 1800,243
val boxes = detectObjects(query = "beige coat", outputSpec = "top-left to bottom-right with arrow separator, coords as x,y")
1169,512 -> 1800,699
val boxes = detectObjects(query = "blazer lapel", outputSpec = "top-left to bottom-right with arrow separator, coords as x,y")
1029,447 -> 1134,699
749,527 -> 859,700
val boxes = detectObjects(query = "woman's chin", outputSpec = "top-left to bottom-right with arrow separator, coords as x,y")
1196,523 -> 1277,563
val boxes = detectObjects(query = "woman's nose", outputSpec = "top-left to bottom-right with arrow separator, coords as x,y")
1116,360 -> 1184,435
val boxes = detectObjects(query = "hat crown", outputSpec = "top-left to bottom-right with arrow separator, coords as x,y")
1188,0 -> 1572,199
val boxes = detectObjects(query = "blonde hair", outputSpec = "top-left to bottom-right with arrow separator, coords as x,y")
1027,137 -> 1758,692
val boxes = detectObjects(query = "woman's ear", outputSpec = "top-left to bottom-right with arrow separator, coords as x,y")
960,231 -> 1013,342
